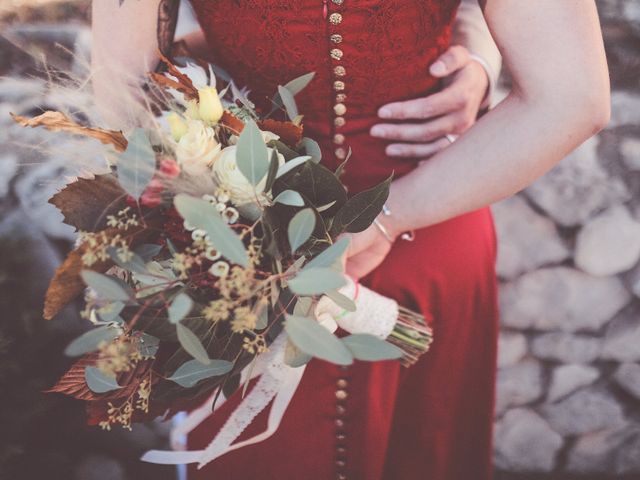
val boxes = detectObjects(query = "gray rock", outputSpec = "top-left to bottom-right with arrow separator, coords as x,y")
623,1 -> 640,33
548,364 -> 600,402
567,427 -> 635,474
531,332 -> 601,363
525,137 -> 630,227
494,408 -> 563,473
492,196 -> 570,280
500,267 -> 631,332
613,363 -> 640,400
602,307 -> 640,362
620,137 -> 640,171
497,331 -> 528,368
615,429 -> 640,474
610,91 -> 640,128
575,206 -> 640,276
74,454 -> 126,480
0,153 -> 19,198
14,159 -> 75,240
496,360 -> 543,415
627,262 -> 640,298
542,388 -> 625,436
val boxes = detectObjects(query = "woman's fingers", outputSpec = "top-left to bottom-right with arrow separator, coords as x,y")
371,115 -> 466,143
429,45 -> 471,77
385,137 -> 452,158
377,87 -> 467,121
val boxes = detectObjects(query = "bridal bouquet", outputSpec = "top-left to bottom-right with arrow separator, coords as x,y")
13,54 -> 432,466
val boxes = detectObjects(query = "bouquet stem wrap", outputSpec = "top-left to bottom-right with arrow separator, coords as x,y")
142,280 -> 433,468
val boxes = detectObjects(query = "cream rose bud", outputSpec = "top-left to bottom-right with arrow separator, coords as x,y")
211,145 -> 285,206
167,112 -> 188,141
175,120 -> 221,176
198,87 -> 224,125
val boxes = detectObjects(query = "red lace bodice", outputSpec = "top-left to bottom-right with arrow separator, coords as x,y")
189,0 -> 460,190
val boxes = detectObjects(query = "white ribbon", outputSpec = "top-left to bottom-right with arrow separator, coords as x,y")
141,278 -> 399,468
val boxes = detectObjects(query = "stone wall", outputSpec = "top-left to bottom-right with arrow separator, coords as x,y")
492,0 -> 640,476
0,1 -> 639,479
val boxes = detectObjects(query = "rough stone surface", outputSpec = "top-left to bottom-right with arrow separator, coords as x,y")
620,137 -> 640,171
496,360 -> 543,415
525,138 -> 630,227
566,427 -> 635,474
497,331 -> 528,368
609,91 -> 640,128
500,267 -> 631,332
548,364 -> 600,402
575,206 -> 640,276
615,429 -> 640,474
541,388 -> 626,436
492,196 -> 569,280
602,307 -> 640,362
531,332 -> 602,364
613,363 -> 640,399
0,153 -> 18,198
74,454 -> 126,480
494,408 -> 564,473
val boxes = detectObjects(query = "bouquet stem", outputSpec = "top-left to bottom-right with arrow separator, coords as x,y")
387,306 -> 434,367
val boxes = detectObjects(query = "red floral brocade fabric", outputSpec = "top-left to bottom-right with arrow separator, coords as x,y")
187,1 -> 499,479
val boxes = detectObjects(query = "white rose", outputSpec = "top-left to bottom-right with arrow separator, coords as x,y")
211,145 -> 284,206
228,130 -> 280,146
175,120 -> 221,176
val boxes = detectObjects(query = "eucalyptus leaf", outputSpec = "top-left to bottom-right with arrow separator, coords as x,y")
264,148 -> 280,192
138,333 -> 160,357
85,366 -> 121,393
341,334 -> 403,361
332,175 -> 392,234
304,236 -> 350,270
65,325 -> 120,356
176,323 -> 211,365
288,267 -> 347,296
135,244 -> 162,261
288,208 -> 316,253
256,306 -> 269,330
283,72 -> 315,95
168,293 -> 193,324
276,155 -> 312,179
325,289 -> 356,313
301,137 -> 322,163
168,359 -> 234,388
274,190 -> 305,207
174,194 -> 248,267
293,296 -> 313,317
107,247 -> 148,274
97,301 -> 125,323
117,128 -> 156,200
236,119 -> 269,186
81,270 -> 133,301
284,314 -> 353,366
278,85 -> 299,121
284,338 -> 313,368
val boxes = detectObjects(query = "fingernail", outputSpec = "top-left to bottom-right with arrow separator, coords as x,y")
378,107 -> 392,118
387,145 -> 402,155
370,126 -> 386,137
430,61 -> 447,76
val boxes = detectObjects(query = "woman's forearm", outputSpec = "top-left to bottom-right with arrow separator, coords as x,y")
384,91 -> 609,235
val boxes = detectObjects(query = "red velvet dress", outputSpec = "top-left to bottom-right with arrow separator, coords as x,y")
186,1 -> 499,479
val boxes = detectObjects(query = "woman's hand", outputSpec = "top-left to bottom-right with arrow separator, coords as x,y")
341,223 -> 394,280
370,45 -> 489,159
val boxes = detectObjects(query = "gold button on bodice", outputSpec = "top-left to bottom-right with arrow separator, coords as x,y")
336,378 -> 348,388
334,133 -> 345,145
334,117 -> 346,127
331,34 -> 343,44
335,147 -> 347,159
336,93 -> 347,103
329,13 -> 343,25
332,0 -> 344,4
330,48 -> 344,61
334,103 -> 347,116
333,81 -> 345,91
335,388 -> 348,401
334,65 -> 346,77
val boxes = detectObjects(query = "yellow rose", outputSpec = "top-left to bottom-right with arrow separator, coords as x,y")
175,120 -> 221,176
211,145 -> 284,206
198,87 -> 224,125
167,112 -> 188,141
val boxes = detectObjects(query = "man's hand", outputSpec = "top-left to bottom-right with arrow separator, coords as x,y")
370,45 -> 489,159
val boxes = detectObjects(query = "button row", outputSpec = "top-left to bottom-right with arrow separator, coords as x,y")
328,1 -> 347,162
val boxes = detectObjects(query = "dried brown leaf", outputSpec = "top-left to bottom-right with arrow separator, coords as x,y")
49,174 -> 127,232
259,118 -> 303,146
11,111 -> 128,152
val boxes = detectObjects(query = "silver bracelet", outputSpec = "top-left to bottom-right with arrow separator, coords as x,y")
375,203 -> 416,243
373,218 -> 394,243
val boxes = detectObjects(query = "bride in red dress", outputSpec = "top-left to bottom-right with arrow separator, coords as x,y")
91,1 -> 609,479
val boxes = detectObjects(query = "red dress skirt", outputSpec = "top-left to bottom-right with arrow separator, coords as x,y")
186,1 -> 499,478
